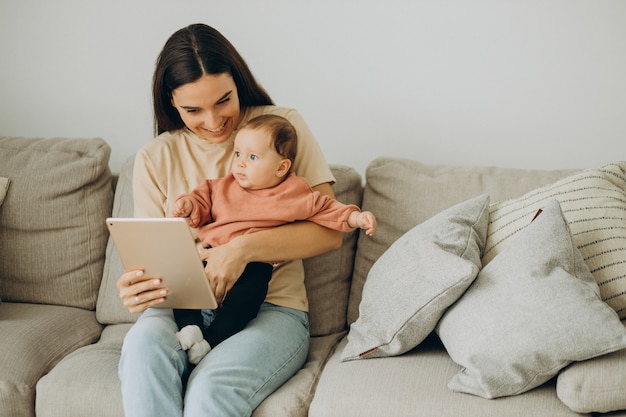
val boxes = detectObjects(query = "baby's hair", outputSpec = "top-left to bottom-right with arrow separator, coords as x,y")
241,114 -> 297,164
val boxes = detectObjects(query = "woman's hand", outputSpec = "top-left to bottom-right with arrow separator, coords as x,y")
116,270 -> 169,313
199,242 -> 247,305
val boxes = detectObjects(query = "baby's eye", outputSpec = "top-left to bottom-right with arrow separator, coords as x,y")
234,151 -> 241,158
250,154 -> 258,161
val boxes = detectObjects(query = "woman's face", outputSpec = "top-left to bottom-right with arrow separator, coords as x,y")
170,73 -> 241,144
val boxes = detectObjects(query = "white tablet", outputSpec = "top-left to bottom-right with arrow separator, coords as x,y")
106,217 -> 218,309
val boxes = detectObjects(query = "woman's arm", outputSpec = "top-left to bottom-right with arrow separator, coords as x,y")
201,182 -> 342,303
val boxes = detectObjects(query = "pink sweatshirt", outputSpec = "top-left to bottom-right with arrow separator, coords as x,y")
178,172 -> 360,248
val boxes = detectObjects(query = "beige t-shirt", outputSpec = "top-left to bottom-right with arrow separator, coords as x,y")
133,105 -> 335,312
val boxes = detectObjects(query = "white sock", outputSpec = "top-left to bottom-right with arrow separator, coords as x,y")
175,325 -> 203,350
187,340 -> 212,364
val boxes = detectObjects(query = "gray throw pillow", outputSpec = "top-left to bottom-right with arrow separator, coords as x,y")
483,162 -> 626,319
342,194 -> 489,361
437,199 -> 626,399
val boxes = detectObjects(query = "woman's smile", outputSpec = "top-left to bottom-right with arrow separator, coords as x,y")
205,121 -> 227,134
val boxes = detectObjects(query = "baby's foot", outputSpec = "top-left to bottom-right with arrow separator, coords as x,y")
176,325 -> 212,364
176,325 -> 203,350
187,340 -> 211,364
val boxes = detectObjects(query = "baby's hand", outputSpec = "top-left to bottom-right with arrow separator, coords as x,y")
171,197 -> 192,218
357,211 -> 377,236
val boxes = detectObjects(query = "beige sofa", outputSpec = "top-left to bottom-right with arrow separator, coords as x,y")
1,136 -> 625,417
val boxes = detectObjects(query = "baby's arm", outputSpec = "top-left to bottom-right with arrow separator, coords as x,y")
172,180 -> 214,227
348,210 -> 377,236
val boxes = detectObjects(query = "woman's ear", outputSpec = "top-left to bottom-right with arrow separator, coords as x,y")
276,159 -> 292,177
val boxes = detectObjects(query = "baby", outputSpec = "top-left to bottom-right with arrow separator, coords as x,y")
171,114 -> 376,364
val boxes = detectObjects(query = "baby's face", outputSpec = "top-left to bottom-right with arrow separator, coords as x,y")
231,128 -> 288,190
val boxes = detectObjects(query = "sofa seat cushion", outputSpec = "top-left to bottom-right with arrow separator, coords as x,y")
0,302 -> 102,417
36,323 -> 344,417
252,332 -> 346,417
310,336 -> 588,417
0,137 -> 113,310
36,323 -> 131,417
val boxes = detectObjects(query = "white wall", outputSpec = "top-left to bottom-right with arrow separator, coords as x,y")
1,0 -> 625,176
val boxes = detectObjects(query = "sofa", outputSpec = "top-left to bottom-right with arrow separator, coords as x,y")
1,136 -> 625,417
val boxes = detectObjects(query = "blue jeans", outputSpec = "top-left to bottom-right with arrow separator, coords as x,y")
119,303 -> 310,417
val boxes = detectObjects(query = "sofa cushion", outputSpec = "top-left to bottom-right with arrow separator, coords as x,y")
0,137 -> 113,309
252,332 -> 346,417
97,157 -> 363,338
349,157 -> 577,325
556,346 -> 626,414
0,177 -> 7,303
0,177 -> 9,207
341,194 -> 489,361
311,336 -> 585,417
483,162 -> 626,318
304,165 -> 362,336
436,200 -> 626,399
35,323 -> 344,417
97,155 -> 140,324
36,323 -> 131,417
0,302 -> 102,417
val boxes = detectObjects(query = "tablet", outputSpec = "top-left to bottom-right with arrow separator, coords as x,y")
106,217 -> 218,309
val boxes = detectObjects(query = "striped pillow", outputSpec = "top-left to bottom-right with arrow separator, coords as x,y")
483,162 -> 626,319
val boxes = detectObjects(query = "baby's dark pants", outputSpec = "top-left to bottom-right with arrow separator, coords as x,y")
174,261 -> 272,347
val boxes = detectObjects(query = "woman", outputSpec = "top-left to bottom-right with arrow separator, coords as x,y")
116,23 -> 342,416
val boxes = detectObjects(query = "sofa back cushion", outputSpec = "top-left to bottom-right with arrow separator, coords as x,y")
97,155 -> 139,324
97,157 -> 363,337
0,137 -> 113,310
0,177 -> 9,207
348,157 -> 578,324
304,165 -> 362,336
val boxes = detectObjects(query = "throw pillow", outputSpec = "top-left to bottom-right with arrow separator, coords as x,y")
437,200 -> 626,399
341,194 -> 489,361
483,162 -> 626,318
557,347 -> 626,414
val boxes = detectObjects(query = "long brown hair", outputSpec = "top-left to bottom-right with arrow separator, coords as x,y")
152,24 -> 273,135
